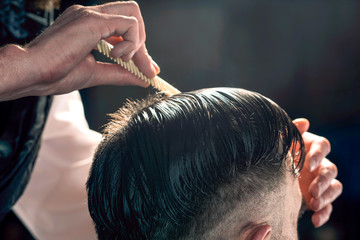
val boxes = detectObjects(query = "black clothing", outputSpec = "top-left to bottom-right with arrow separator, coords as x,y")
0,96 -> 52,219
0,0 -> 55,220
0,0 -> 92,221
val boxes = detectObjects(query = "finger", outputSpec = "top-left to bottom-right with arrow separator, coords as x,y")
101,40 -> 156,76
310,179 -> 343,211
132,45 -> 158,78
95,1 -> 146,44
103,15 -> 139,59
293,118 -> 310,135
291,118 -> 309,160
35,11 -> 141,65
60,55 -> 150,91
309,158 -> 338,198
312,204 -> 333,228
61,10 -> 141,58
303,132 -> 331,171
88,62 -> 150,88
104,36 -> 139,62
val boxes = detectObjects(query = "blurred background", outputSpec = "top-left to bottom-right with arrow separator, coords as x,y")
1,0 -> 359,239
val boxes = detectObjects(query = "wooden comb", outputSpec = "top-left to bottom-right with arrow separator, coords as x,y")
96,40 -> 181,96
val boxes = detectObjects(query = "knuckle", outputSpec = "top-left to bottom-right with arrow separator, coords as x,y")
127,1 -> 140,11
72,8 -> 102,38
128,16 -> 139,25
331,164 -> 338,177
79,9 -> 102,28
127,17 -> 139,39
318,174 -> 328,184
320,165 -> 337,180
318,137 -> 331,153
335,180 -> 343,192
311,149 -> 324,162
79,8 -> 95,19
66,4 -> 83,13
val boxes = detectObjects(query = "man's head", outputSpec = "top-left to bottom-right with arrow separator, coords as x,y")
87,88 -> 306,240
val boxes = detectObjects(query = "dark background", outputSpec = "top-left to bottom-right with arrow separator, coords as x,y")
1,0 -> 360,239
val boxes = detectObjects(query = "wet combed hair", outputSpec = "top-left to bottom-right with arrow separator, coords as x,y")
87,88 -> 305,240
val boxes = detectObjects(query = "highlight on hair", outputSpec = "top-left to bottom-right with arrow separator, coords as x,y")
33,0 -> 60,10
87,87 -> 305,240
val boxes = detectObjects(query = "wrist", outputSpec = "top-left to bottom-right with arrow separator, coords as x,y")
0,44 -> 41,101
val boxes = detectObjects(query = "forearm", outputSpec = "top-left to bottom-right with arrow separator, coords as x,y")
0,44 -> 41,101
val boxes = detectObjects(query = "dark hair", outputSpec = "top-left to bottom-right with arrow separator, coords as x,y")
87,88 -> 305,240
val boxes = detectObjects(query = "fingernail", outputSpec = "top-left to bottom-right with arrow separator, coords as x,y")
152,60 -> 160,75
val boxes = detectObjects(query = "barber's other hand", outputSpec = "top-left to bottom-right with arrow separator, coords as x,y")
2,1 -> 158,100
293,118 -> 343,228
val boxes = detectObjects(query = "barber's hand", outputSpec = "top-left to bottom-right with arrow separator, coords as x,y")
293,118 -> 343,228
2,1 -> 158,100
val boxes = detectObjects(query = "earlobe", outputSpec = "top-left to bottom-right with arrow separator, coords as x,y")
249,224 -> 272,240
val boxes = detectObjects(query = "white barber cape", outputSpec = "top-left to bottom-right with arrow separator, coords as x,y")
13,91 -> 100,240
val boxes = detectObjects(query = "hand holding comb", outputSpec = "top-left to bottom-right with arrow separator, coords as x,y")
96,40 -> 180,96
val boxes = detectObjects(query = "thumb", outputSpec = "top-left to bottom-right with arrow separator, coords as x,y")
293,118 -> 310,135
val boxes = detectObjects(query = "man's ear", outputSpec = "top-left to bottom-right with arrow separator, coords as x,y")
248,224 -> 272,240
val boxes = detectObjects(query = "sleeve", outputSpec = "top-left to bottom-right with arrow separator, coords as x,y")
13,91 -> 100,240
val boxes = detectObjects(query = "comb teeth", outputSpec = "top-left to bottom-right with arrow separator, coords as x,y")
96,40 -> 181,96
